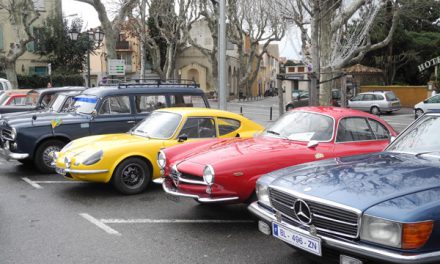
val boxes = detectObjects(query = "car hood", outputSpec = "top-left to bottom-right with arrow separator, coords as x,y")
5,112 -> 90,128
177,135 -> 331,176
268,152 -> 440,212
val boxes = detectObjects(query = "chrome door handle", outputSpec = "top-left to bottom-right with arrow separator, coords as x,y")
127,121 -> 135,124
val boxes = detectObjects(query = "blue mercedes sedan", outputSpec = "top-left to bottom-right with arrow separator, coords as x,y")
249,111 -> 440,263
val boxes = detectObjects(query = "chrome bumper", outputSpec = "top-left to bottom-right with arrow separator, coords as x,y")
162,179 -> 239,203
153,177 -> 164,184
0,147 -> 29,160
55,166 -> 108,175
248,202 -> 440,264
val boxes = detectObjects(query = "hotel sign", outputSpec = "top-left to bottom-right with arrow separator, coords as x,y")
418,56 -> 440,72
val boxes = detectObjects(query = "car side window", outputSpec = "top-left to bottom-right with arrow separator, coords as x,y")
350,94 -> 363,101
41,94 -> 52,107
178,117 -> 216,138
336,117 -> 375,142
363,94 -> 374,101
367,119 -> 390,140
374,94 -> 384,101
427,95 -> 440,104
170,95 -> 193,107
99,96 -> 131,115
11,97 -> 25,105
135,95 -> 166,113
218,118 -> 241,136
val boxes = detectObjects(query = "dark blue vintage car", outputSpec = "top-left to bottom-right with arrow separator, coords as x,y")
250,111 -> 440,263
0,81 -> 209,173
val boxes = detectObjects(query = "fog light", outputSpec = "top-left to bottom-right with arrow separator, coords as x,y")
340,255 -> 363,264
258,221 -> 271,235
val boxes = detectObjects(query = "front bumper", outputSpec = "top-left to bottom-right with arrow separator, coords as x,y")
0,146 -> 29,160
248,201 -> 440,264
162,178 -> 239,203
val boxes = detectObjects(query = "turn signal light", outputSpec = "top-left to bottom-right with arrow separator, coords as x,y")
402,221 -> 433,249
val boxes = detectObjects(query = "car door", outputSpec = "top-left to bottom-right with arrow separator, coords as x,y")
424,94 -> 440,112
348,94 -> 364,110
90,95 -> 135,135
333,117 -> 390,156
362,94 -> 375,111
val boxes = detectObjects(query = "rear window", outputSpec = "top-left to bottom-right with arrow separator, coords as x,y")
385,92 -> 397,101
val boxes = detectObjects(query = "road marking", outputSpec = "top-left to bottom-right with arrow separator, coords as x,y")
101,219 -> 255,224
21,178 -> 88,189
22,177 -> 43,189
80,213 -> 121,236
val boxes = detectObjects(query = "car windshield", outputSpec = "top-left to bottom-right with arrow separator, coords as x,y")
24,91 -> 40,106
131,111 -> 182,139
263,111 -> 334,142
47,94 -> 66,111
71,95 -> 98,114
387,115 -> 440,155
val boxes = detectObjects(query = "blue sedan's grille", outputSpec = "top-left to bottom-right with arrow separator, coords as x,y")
1,128 -> 13,141
269,188 -> 359,239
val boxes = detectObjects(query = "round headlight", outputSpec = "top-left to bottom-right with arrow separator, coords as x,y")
157,150 -> 166,169
10,127 -> 17,140
203,165 -> 215,185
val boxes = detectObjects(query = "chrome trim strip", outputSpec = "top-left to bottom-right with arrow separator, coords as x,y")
179,177 -> 208,186
313,213 -> 358,226
248,202 -> 440,264
64,168 -> 108,174
162,180 -> 239,203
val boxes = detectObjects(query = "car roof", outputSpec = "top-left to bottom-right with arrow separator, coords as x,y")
359,90 -> 394,94
158,107 -> 246,118
29,86 -> 86,94
292,106 -> 385,120
79,85 -> 205,97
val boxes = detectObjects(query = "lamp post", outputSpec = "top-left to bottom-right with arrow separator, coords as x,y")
69,28 -> 105,87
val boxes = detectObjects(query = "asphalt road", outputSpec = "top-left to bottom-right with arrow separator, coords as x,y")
0,98 -> 415,264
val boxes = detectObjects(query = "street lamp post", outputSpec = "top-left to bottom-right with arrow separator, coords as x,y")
69,28 -> 105,87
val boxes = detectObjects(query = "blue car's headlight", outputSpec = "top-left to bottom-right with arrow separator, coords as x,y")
256,182 -> 270,206
82,150 -> 104,166
360,215 -> 401,248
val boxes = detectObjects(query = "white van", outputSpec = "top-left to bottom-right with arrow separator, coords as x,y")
0,78 -> 13,92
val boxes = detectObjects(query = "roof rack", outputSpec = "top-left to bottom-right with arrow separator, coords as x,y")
117,79 -> 200,89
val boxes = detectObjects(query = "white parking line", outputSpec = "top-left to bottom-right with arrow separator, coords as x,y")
101,219 -> 255,224
80,213 -> 121,236
81,213 -> 255,236
22,178 -> 88,189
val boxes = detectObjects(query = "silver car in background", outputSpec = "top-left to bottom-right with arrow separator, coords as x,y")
414,94 -> 440,118
348,91 -> 401,115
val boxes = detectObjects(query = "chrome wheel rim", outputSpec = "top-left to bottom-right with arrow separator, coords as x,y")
43,146 -> 61,168
121,163 -> 144,189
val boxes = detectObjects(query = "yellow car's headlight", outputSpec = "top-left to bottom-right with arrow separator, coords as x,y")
157,150 -> 166,169
82,150 -> 104,166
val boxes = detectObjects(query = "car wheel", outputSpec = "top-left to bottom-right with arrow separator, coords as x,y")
112,157 -> 150,195
285,104 -> 294,111
34,139 -> 65,173
415,109 -> 424,118
18,158 -> 33,166
386,111 -> 392,114
370,106 -> 380,115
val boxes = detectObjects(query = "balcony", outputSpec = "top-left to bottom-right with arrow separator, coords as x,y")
116,41 -> 131,50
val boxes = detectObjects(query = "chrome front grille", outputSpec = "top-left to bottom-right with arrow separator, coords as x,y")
269,188 -> 359,239
170,166 -> 206,185
1,128 -> 13,141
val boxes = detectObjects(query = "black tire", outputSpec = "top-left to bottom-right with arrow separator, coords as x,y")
112,157 -> 151,195
386,111 -> 392,114
370,106 -> 380,115
415,108 -> 424,119
34,139 -> 65,174
18,158 -> 33,166
286,104 -> 294,111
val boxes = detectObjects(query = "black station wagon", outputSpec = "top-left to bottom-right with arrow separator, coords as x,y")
0,80 -> 209,173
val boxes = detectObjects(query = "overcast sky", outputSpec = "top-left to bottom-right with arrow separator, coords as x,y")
62,0 -> 298,59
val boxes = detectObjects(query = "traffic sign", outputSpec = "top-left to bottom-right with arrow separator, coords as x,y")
108,59 -> 125,76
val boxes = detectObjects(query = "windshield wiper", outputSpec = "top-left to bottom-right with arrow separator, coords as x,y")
414,151 -> 440,157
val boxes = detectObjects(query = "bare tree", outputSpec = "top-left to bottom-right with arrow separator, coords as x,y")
227,0 -> 285,97
275,0 -> 400,105
0,0 -> 40,88
74,0 -> 137,60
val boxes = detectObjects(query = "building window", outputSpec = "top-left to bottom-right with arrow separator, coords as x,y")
297,67 -> 305,72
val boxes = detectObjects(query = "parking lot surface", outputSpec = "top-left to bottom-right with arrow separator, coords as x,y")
0,98 -> 415,264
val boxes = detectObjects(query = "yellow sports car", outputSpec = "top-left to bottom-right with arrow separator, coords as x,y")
53,108 -> 263,194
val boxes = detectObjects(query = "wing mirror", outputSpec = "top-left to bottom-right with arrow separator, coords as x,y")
307,140 -> 319,148
178,134 -> 188,142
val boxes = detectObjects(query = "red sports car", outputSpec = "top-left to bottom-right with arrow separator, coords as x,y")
158,107 -> 397,204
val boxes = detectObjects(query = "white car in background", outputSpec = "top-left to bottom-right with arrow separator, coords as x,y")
0,78 -> 13,93
414,94 -> 440,118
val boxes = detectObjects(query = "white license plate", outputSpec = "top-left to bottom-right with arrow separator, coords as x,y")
55,167 -> 66,176
272,222 -> 321,256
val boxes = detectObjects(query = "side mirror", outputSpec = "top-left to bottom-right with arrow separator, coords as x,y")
178,134 -> 188,142
307,140 -> 319,148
